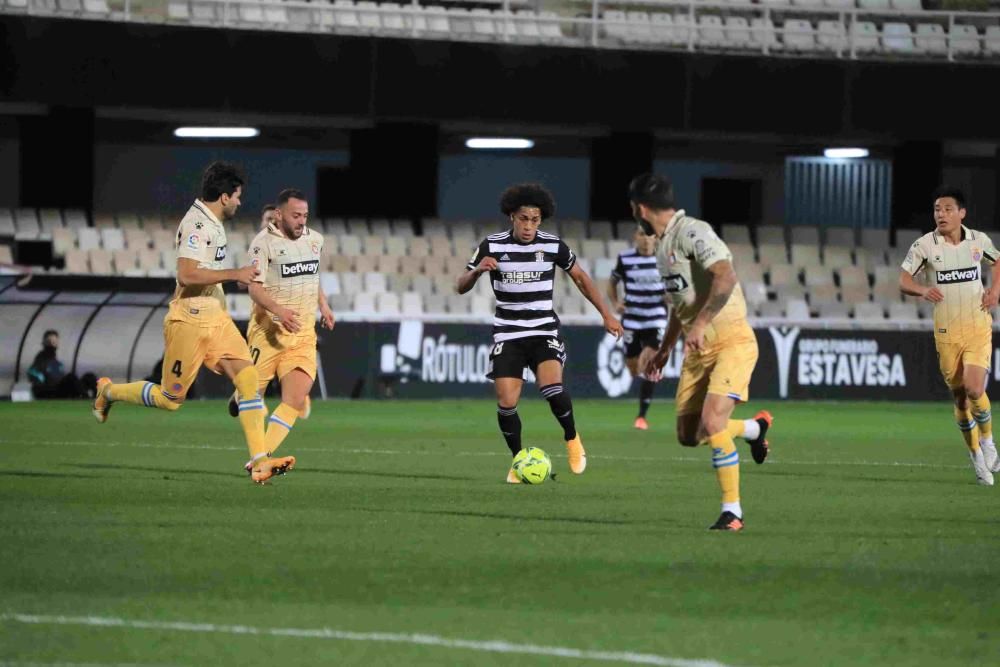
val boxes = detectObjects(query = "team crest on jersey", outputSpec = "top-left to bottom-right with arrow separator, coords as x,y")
972,247 -> 982,262
186,233 -> 200,249
311,242 -> 320,255
535,251 -> 545,262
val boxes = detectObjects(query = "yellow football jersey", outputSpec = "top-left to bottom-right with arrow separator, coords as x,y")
901,226 -> 998,342
169,200 -> 229,325
247,223 -> 324,338
653,210 -> 753,346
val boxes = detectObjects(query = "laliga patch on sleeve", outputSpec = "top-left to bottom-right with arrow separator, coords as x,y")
187,233 -> 200,250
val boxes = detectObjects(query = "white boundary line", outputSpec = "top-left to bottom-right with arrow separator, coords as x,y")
0,613 -> 735,667
0,439 -> 967,470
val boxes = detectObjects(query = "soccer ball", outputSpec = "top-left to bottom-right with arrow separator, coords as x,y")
512,447 -> 551,484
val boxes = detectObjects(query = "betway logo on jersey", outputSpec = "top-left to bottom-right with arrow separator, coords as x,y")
662,273 -> 689,293
936,266 -> 979,284
769,328 -> 905,398
280,259 -> 320,277
501,271 -> 543,284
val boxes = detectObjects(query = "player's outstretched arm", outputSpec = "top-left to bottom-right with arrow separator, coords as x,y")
568,263 -> 623,338
456,256 -> 497,294
248,282 -> 301,334
899,270 -> 942,303
176,257 -> 257,288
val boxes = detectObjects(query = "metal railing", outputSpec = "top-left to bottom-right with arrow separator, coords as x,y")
3,0 -> 1000,63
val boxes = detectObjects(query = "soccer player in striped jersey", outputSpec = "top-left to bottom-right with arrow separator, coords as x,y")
899,187 -> 1000,486
633,173 -> 772,531
456,183 -> 624,482
608,228 -> 668,430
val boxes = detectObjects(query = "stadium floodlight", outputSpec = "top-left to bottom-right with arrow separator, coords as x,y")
173,127 -> 260,139
465,137 -> 535,150
823,148 -> 869,159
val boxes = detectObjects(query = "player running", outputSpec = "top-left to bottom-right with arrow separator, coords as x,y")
91,162 -> 294,484
899,186 -> 1000,486
229,189 -> 334,472
456,183 -> 624,482
608,228 -> 669,430
633,173 -> 772,531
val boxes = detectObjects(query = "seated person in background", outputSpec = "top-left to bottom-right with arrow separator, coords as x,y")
27,330 -> 96,399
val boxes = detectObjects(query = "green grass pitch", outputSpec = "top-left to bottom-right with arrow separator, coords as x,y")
1,398 -> 998,666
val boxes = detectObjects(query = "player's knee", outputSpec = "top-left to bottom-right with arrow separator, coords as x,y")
965,385 -> 983,401
953,388 -> 969,409
625,358 -> 640,377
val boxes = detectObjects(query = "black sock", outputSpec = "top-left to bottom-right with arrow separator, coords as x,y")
638,379 -> 656,418
497,404 -> 522,456
540,383 -> 576,441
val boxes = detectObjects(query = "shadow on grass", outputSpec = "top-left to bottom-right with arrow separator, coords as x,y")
303,467 -> 472,482
349,505 -> 653,526
0,470 -> 104,480
72,463 -> 235,478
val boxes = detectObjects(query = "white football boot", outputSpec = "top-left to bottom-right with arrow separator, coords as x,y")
980,437 -> 1000,473
969,448 -> 995,486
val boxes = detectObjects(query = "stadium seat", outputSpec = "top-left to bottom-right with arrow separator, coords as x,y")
113,249 -> 139,273
851,22 -> 880,54
759,0 -> 792,6
861,227 -> 890,250
537,11 -> 564,41
56,0 -> 81,10
604,10 -> 629,43
857,0 -> 890,9
468,8 -> 496,38
883,23 -> 917,54
376,255 -> 400,274
471,295 -> 494,316
325,218 -> 349,236
817,20 -> 847,53
38,209 -> 63,235
985,26 -> 1000,55
721,224 -> 752,245
328,293 -> 351,312
424,293 -> 446,314
888,301 -> 919,321
648,13 -> 679,46
803,266 -> 834,287
840,285 -> 870,306
384,236 -> 407,256
89,249 -> 113,275
411,274 -> 433,296
78,227 -> 101,252
890,0 -> 922,10
63,210 -> 88,229
52,228 -> 75,256
191,2 -> 218,23
823,246 -> 854,269
581,239 -> 606,259
339,234 -> 362,256
950,25 -> 981,56
750,18 -> 780,51
0,244 -> 13,265
742,280 -> 768,306
353,255 -> 376,274
791,244 -> 822,269
124,228 -> 150,250
377,292 -> 401,316
239,2 -> 264,24
838,265 -> 869,288
388,273 -> 412,293
818,302 -> 851,319
786,299 -> 812,320
0,210 -> 14,236
606,239 -> 629,257
894,228 -> 922,247
361,235 -> 385,256
138,248 -> 162,273
167,1 -> 189,21
756,301 -> 783,317
854,247 -> 885,273
589,220 -> 615,240
737,263 -> 765,285
407,237 -> 430,258
823,0 -> 853,7
593,257 -> 616,280
768,263 -> 800,289
789,225 -> 820,246
398,291 -> 422,316
287,4 -> 315,30
333,0 -> 361,30
445,293 -> 469,314
64,249 -> 88,273
353,292 -> 378,315
757,225 -> 786,246
93,214 -> 115,228
14,209 -> 40,238
264,4 -> 289,26
824,226 -> 855,247
431,274 -> 454,295
448,7 -> 475,36
758,244 -> 788,268
853,302 -> 886,320
698,15 -> 726,48
809,284 -> 839,306
783,20 -> 816,52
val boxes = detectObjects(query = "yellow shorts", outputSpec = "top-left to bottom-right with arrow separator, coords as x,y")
160,315 -> 251,400
675,337 -> 759,416
246,324 -> 317,392
936,336 -> 991,390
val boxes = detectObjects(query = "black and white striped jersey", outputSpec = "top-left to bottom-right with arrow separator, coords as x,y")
611,248 -> 668,331
466,229 -> 577,343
